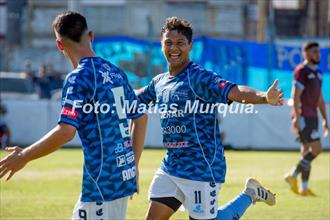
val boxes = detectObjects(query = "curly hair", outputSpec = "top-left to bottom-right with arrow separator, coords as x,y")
161,16 -> 193,43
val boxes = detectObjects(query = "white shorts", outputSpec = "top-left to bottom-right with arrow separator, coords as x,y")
71,196 -> 128,220
149,169 -> 221,219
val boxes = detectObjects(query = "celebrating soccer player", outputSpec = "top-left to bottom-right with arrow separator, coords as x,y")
0,11 -> 147,220
285,42 -> 328,196
137,17 -> 283,220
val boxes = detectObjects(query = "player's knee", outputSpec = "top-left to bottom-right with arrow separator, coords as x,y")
145,211 -> 155,220
312,147 -> 322,156
145,206 -> 169,220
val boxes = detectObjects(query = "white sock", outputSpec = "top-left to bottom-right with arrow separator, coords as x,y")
302,181 -> 308,191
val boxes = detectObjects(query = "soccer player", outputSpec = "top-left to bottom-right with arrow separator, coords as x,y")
0,11 -> 147,220
137,17 -> 283,220
285,42 -> 328,196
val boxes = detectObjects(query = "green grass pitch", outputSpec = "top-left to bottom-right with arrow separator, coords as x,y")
0,149 -> 329,219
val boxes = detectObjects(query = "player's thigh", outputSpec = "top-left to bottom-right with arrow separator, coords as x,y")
146,200 -> 178,220
71,196 -> 128,220
309,140 -> 322,156
147,169 -> 184,219
299,117 -> 321,154
173,177 -> 220,220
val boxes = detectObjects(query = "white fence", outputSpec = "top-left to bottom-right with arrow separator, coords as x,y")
2,100 -> 329,150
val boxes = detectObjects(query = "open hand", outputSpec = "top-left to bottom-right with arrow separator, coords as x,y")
266,79 -> 284,106
0,146 -> 27,181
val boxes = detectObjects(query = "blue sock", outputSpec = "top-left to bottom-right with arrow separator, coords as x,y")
217,193 -> 252,220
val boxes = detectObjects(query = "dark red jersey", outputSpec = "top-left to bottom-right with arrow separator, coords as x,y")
293,63 -> 322,117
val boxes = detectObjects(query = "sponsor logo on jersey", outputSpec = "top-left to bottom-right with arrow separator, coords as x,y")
122,166 -> 136,181
126,151 -> 135,164
124,140 -> 132,148
210,190 -> 216,197
60,107 -> 78,119
68,75 -> 76,84
219,81 -> 229,89
171,90 -> 189,101
96,208 -> 103,216
162,89 -> 170,103
209,182 -> 216,188
164,141 -> 189,148
103,63 -> 111,71
115,143 -> 124,154
160,109 -> 185,119
193,204 -> 204,214
101,70 -> 114,84
67,86 -> 74,95
116,155 -> 126,167
307,73 -> 315,79
214,76 -> 222,84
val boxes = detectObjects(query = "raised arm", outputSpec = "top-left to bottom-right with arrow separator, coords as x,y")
0,123 -> 76,180
318,92 -> 329,136
228,79 -> 284,106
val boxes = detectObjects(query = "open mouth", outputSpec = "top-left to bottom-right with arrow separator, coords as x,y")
169,53 -> 181,61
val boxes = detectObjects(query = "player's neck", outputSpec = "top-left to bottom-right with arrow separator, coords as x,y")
168,60 -> 191,76
304,59 -> 317,69
70,48 -> 96,68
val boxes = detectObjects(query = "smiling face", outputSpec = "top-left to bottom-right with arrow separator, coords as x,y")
161,29 -> 192,75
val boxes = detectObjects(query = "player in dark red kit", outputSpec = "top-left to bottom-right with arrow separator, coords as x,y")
285,42 -> 329,196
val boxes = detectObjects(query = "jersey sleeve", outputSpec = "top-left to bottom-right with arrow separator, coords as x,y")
190,70 -> 236,104
136,78 -> 157,105
58,72 -> 91,129
293,67 -> 306,90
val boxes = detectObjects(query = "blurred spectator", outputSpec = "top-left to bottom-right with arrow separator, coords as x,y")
47,62 -> 64,92
23,59 -> 36,80
0,104 -> 10,149
34,64 -> 51,99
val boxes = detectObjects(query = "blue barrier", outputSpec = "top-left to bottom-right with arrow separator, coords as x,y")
93,37 -> 330,101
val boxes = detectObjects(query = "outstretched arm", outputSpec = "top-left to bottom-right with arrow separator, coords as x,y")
0,123 -> 76,180
228,79 -> 284,106
318,92 -> 329,136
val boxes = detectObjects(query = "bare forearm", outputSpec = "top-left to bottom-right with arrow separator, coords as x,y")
293,96 -> 301,119
22,124 -> 75,162
131,114 -> 147,166
318,99 -> 328,121
230,86 -> 267,104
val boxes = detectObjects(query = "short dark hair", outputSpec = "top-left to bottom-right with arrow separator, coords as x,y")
161,16 -> 193,43
303,42 -> 319,52
52,11 -> 88,43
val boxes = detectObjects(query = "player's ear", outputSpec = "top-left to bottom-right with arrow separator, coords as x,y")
188,40 -> 193,51
89,31 -> 94,43
56,39 -> 64,51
